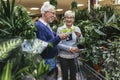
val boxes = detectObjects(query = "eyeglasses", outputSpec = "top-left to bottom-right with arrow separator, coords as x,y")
65,16 -> 74,19
46,11 -> 56,15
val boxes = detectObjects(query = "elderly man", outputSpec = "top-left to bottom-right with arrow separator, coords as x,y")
35,1 -> 68,80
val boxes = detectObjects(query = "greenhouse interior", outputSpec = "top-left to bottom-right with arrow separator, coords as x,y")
0,0 -> 120,80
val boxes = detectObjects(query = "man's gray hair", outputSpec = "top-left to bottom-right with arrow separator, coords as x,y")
41,1 -> 55,14
64,10 -> 75,17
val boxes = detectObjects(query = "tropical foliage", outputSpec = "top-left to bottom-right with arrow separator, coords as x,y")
0,0 -> 49,80
0,0 -> 36,39
75,6 -> 120,80
103,38 -> 120,80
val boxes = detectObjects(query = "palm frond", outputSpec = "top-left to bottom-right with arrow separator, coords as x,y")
0,0 -> 36,39
0,38 -> 22,61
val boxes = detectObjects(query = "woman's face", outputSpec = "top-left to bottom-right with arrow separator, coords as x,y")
64,16 -> 74,27
44,8 -> 56,23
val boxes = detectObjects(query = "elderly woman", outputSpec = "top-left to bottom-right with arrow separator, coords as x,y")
57,10 -> 83,80
35,1 -> 68,80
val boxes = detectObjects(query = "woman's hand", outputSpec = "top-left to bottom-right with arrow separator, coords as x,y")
74,31 -> 81,37
69,47 -> 80,53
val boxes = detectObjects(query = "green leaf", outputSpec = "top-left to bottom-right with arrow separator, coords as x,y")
15,66 -> 30,79
94,28 -> 106,36
0,38 -> 22,61
1,61 -> 12,80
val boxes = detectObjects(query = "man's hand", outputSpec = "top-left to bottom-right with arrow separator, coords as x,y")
59,34 -> 68,40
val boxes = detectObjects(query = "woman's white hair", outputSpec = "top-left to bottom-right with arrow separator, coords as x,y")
41,1 -> 55,14
64,10 -> 75,17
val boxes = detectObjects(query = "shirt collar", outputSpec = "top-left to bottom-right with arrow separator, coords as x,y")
39,18 -> 52,32
39,18 -> 47,26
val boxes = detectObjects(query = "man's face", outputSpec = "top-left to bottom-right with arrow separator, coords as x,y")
45,8 -> 56,23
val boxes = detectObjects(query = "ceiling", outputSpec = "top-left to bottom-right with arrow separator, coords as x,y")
14,0 -> 88,15
12,0 -> 114,15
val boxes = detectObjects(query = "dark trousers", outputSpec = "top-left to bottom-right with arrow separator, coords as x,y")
58,57 -> 77,80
